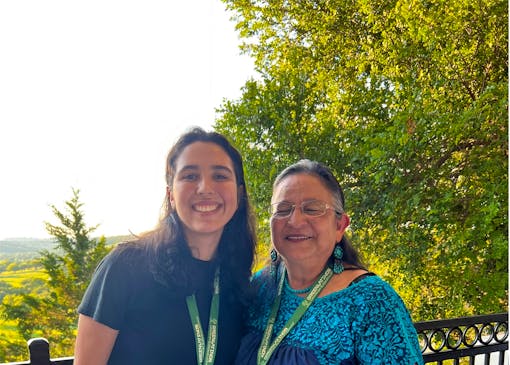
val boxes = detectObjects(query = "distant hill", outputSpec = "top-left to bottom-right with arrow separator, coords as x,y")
0,235 -> 132,259
0,238 -> 56,255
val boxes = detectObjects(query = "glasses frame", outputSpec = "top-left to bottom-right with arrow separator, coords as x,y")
269,199 -> 342,219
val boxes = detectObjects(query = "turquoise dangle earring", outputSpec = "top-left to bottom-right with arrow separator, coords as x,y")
333,244 -> 344,274
270,248 -> 278,282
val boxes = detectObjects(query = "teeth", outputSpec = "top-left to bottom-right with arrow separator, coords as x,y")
287,235 -> 310,240
194,204 -> 218,212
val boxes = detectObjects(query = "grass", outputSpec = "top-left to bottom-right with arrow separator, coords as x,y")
0,268 -> 47,288
0,267 -> 48,338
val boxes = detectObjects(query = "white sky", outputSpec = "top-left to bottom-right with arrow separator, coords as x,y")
0,1 -> 255,240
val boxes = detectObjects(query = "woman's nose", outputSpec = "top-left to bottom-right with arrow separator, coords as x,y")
286,206 -> 307,226
197,177 -> 213,194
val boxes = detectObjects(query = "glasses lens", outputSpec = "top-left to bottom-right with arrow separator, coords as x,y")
302,200 -> 327,216
272,202 -> 294,217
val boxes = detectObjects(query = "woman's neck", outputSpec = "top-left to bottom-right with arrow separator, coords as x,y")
284,259 -> 327,291
186,232 -> 222,261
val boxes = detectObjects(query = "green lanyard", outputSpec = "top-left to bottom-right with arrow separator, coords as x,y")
257,266 -> 333,365
186,267 -> 220,365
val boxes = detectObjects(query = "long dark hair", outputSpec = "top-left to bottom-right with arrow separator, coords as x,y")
133,127 -> 256,303
272,159 -> 366,269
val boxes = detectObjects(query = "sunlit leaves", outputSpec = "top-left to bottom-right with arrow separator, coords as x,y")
219,0 -> 507,319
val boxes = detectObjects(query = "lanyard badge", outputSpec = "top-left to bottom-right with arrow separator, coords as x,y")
257,266 -> 333,365
186,267 -> 220,365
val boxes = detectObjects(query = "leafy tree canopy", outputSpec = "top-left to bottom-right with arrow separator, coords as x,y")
217,0 -> 508,319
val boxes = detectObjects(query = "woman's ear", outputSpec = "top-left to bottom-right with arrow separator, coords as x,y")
166,186 -> 175,209
335,213 -> 350,242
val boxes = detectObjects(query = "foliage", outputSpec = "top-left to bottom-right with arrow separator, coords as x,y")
217,0 -> 508,320
0,189 -> 111,361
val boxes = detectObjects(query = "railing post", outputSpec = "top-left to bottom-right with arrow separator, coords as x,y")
27,338 -> 51,365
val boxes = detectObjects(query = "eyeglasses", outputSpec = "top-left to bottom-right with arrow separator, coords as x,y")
269,200 -> 341,219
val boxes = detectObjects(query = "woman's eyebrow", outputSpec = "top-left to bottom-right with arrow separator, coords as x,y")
177,165 -> 233,174
177,165 -> 199,173
211,165 -> 234,174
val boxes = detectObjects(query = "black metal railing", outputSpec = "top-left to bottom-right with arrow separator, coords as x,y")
1,338 -> 73,365
2,313 -> 508,365
415,312 -> 508,364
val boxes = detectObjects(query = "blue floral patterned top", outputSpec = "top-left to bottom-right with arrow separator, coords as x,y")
235,267 -> 424,365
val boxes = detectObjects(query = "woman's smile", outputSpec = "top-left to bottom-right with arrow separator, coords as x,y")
192,201 -> 222,213
285,234 -> 312,242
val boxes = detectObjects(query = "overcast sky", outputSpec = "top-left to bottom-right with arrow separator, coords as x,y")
0,0 -> 255,240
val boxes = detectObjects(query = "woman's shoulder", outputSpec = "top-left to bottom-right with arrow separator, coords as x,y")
339,273 -> 407,307
111,240 -> 147,255
318,272 -> 391,300
323,268 -> 372,294
99,240 -> 150,272
349,273 -> 394,291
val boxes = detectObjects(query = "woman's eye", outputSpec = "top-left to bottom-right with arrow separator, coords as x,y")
275,209 -> 292,216
182,173 -> 198,181
214,174 -> 227,180
304,208 -> 319,213
274,204 -> 293,215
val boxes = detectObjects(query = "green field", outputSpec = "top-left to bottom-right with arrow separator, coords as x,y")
0,266 -> 48,338
0,268 -> 47,288
0,320 -> 19,337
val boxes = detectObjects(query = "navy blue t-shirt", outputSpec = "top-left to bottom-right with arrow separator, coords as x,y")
78,243 -> 244,365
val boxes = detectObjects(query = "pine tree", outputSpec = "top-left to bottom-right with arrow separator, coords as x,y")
1,189 -> 111,358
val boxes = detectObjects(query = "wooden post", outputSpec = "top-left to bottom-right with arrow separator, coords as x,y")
27,338 -> 51,365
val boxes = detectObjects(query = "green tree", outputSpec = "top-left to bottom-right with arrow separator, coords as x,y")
217,0 -> 507,320
1,189 -> 111,360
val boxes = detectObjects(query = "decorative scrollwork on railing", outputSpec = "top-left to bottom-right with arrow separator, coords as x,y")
415,313 -> 508,360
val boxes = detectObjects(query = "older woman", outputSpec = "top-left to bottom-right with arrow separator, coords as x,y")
236,159 -> 423,365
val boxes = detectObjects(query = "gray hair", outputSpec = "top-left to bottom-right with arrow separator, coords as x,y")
273,159 -> 345,215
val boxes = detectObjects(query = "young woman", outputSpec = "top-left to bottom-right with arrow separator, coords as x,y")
74,127 -> 256,365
